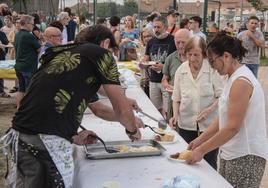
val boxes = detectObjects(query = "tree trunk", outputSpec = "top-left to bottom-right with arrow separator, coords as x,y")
261,11 -> 266,58
22,0 -> 28,13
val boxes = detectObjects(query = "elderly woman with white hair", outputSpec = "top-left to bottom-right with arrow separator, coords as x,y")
169,36 -> 223,169
57,11 -> 70,44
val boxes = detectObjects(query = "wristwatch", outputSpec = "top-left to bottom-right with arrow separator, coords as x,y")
125,128 -> 138,136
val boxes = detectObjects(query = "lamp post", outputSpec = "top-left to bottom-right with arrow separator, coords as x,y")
93,0 -> 97,24
202,0 -> 208,34
173,0 -> 177,10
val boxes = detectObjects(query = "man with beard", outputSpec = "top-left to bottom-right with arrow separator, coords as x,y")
237,16 -> 265,77
143,16 -> 176,119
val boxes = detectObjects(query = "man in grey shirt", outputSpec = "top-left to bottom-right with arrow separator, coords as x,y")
162,29 -> 190,120
237,16 -> 265,77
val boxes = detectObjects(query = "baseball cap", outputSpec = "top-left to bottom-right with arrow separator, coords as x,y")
167,9 -> 180,16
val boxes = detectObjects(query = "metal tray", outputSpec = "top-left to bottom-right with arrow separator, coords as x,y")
84,139 -> 166,159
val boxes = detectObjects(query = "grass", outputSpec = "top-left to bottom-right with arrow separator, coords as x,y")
260,57 -> 268,66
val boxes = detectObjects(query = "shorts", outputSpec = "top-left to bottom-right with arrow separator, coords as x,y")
219,155 -> 266,188
15,71 -> 33,92
149,82 -> 169,111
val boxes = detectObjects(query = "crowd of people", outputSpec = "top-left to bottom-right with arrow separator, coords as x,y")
0,2 -> 267,188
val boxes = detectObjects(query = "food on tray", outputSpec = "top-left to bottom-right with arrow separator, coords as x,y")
153,128 -> 175,142
161,133 -> 175,142
115,145 -> 158,153
170,150 -> 193,160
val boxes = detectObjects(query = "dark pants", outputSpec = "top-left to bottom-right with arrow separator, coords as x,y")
17,133 -> 65,188
0,78 -> 3,93
178,128 -> 218,170
245,64 -> 259,78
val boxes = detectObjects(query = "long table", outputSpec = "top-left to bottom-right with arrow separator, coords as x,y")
0,60 -> 16,79
0,61 -> 139,79
73,86 -> 233,188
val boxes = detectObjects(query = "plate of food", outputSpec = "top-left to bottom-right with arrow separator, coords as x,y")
167,150 -> 193,162
153,128 -> 178,144
140,61 -> 157,66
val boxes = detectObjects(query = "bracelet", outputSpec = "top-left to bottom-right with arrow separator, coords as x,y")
125,128 -> 138,136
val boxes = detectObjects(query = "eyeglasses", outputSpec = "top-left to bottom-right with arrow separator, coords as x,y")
27,23 -> 35,27
208,55 -> 220,66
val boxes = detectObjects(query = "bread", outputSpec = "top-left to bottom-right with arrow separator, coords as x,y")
161,133 -> 175,142
178,150 -> 192,160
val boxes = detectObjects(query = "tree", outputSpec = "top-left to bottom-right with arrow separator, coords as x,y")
10,0 -> 29,12
120,0 -> 138,17
247,0 -> 268,58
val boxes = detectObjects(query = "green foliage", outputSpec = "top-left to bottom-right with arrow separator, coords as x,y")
120,0 -> 138,16
260,57 -> 268,66
247,0 -> 268,12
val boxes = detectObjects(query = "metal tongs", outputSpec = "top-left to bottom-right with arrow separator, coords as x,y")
79,125 -> 118,153
144,124 -> 165,136
138,111 -> 167,129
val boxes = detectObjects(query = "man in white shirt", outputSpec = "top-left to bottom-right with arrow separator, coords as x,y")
189,16 -> 206,41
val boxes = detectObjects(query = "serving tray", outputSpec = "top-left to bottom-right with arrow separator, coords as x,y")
84,139 -> 166,159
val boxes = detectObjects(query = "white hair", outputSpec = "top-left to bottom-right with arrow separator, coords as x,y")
57,12 -> 69,21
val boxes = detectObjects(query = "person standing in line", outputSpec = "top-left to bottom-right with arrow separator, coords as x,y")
14,15 -> 41,108
170,36 -> 223,169
162,29 -> 190,121
143,16 -> 177,118
186,32 -> 268,188
237,16 -> 265,78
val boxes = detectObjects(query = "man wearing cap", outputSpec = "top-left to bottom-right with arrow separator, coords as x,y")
166,9 -> 180,36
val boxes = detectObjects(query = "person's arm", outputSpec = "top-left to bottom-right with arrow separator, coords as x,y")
88,101 -> 117,121
186,78 -> 253,164
162,75 -> 172,89
103,84 -> 141,140
169,69 -> 181,128
114,30 -> 121,46
196,99 -> 218,122
188,117 -> 219,150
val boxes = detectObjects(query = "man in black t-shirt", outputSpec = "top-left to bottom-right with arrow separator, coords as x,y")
8,25 -> 141,188
143,16 -> 176,118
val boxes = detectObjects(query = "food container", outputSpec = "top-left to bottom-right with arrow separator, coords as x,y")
84,139 -> 166,159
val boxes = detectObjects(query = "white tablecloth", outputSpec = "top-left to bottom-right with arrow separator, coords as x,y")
73,86 -> 233,188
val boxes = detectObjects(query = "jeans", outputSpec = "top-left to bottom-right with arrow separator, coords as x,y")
245,64 -> 259,78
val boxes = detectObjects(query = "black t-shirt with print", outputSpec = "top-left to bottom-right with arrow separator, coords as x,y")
145,34 -> 176,83
12,43 -> 120,141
